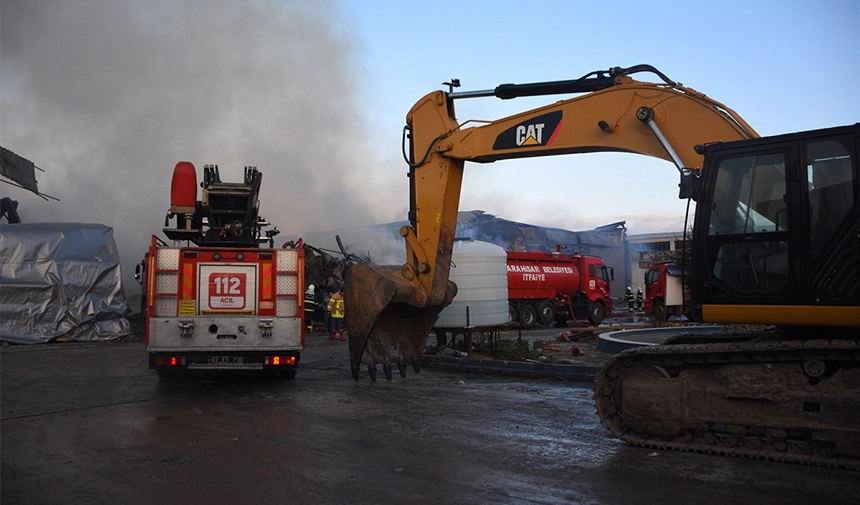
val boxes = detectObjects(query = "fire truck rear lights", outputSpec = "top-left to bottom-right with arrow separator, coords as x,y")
213,253 -> 221,260
154,356 -> 186,366
265,356 -> 296,366
258,252 -> 273,260
236,253 -> 244,261
182,251 -> 198,258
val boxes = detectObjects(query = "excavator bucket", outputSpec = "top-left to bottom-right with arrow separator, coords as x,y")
344,262 -> 456,381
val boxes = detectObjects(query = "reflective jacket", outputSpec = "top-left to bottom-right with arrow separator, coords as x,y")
327,292 -> 345,319
304,293 -> 316,312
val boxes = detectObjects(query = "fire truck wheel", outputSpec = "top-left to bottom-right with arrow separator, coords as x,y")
508,304 -> 518,323
652,299 -> 665,320
519,304 -> 538,328
587,300 -> 605,324
538,300 -> 556,326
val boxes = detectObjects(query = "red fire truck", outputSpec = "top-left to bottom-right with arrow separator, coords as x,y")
506,248 -> 613,327
643,262 -> 687,321
137,162 -> 304,380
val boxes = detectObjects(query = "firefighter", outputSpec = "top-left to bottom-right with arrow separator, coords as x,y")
625,287 -> 635,313
327,287 -> 346,341
636,287 -> 644,313
304,284 -> 316,332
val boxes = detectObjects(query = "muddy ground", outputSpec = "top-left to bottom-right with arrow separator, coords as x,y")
2,323 -> 856,505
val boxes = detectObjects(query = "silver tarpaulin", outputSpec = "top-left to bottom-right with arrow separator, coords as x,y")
0,223 -> 131,344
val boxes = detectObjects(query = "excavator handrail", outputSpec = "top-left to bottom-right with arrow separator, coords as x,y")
447,64 -> 677,100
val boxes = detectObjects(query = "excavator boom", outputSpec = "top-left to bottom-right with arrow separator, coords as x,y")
345,65 -> 759,380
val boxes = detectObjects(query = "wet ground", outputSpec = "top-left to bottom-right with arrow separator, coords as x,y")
2,327 -> 857,505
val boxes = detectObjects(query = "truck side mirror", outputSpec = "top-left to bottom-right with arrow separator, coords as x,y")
134,262 -> 144,284
609,267 -> 615,282
678,172 -> 701,201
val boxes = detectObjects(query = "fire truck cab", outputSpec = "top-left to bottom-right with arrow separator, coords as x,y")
643,262 -> 685,321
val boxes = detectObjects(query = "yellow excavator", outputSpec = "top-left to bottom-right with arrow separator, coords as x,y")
344,65 -> 859,467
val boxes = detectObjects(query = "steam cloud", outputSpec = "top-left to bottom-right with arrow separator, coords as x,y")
1,0 -> 404,298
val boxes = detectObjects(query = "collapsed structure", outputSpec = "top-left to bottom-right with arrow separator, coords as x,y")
302,211 -> 628,296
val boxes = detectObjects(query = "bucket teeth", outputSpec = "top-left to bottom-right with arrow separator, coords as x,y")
344,263 -> 456,381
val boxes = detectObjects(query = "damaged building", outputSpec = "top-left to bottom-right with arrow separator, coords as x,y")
303,211 -> 631,298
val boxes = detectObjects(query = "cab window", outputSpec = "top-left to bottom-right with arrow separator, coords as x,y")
806,137 -> 855,259
708,153 -> 787,235
645,269 -> 659,285
596,266 -> 608,281
706,151 -> 790,294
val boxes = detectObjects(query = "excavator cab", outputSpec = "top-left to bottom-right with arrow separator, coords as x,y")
690,123 -> 859,327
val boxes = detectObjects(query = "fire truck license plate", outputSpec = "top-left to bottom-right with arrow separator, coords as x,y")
208,356 -> 244,364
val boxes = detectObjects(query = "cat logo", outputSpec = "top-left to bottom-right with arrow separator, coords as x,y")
517,123 -> 546,145
492,110 -> 562,150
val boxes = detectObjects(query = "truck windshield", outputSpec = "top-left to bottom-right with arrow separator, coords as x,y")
645,268 -> 659,285
597,266 -> 609,282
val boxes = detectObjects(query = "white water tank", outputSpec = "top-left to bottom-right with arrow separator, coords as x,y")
435,239 -> 509,328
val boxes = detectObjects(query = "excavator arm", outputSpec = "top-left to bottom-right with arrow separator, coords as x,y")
345,65 -> 758,381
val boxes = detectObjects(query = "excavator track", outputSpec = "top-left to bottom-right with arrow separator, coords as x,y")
593,338 -> 860,469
